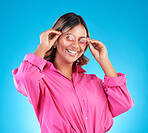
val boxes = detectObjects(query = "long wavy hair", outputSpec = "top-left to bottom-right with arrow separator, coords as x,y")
44,12 -> 90,67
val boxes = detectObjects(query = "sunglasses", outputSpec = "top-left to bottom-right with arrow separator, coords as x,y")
61,33 -> 88,47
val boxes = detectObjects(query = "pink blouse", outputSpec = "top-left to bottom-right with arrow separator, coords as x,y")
12,53 -> 134,133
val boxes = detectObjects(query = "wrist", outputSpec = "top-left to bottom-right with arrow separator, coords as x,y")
97,57 -> 118,77
97,57 -> 109,64
33,44 -> 48,58
39,44 -> 49,53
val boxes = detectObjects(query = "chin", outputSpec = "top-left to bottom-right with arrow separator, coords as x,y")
63,58 -> 77,65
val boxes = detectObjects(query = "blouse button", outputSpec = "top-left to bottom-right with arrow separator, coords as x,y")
85,116 -> 88,120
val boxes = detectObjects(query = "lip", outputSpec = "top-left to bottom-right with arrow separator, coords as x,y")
66,49 -> 79,53
66,49 -> 79,56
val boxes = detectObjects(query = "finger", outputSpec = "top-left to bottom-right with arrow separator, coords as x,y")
51,34 -> 61,43
87,38 -> 104,45
87,40 -> 96,48
40,29 -> 62,37
93,41 -> 104,47
48,32 -> 62,37
47,29 -> 62,35
89,39 -> 102,43
88,42 -> 94,54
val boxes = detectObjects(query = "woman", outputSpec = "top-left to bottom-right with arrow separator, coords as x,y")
12,12 -> 134,133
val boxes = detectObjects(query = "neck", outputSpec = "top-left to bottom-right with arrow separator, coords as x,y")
53,57 -> 73,80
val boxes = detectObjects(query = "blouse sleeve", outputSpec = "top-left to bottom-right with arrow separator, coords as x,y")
100,72 -> 135,118
12,53 -> 48,115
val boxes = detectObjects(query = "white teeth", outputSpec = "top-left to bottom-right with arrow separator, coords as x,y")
67,49 -> 78,54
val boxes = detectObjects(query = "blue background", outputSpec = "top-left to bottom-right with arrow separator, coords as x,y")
0,0 -> 147,132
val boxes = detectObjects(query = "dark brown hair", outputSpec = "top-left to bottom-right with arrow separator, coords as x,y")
44,12 -> 90,67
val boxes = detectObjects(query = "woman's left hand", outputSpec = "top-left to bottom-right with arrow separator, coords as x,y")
87,38 -> 108,62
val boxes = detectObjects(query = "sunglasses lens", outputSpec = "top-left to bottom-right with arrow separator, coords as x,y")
65,34 -> 75,41
64,33 -> 88,46
79,38 -> 87,45
80,38 -> 87,42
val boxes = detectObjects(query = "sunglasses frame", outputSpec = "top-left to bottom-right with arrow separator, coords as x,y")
61,33 -> 89,46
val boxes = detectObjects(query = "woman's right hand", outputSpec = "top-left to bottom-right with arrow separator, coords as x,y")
39,29 -> 62,52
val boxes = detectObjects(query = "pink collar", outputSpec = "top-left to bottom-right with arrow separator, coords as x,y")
46,61 -> 86,73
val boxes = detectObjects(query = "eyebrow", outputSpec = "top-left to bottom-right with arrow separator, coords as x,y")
65,33 -> 87,38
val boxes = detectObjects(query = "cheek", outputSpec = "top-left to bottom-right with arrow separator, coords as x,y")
59,40 -> 69,49
80,44 -> 86,47
81,45 -> 87,52
57,39 -> 67,50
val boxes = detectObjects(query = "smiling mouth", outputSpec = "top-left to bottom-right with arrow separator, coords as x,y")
66,49 -> 79,55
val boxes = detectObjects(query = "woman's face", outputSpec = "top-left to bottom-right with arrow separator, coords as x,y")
55,23 -> 87,65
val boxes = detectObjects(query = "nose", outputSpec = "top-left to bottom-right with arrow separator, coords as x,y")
72,39 -> 80,49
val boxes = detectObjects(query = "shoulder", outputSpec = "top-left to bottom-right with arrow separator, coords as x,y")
83,73 -> 103,83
